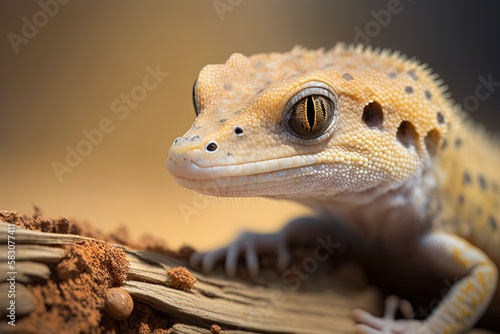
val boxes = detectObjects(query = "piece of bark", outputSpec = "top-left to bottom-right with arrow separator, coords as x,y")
0,220 -> 380,334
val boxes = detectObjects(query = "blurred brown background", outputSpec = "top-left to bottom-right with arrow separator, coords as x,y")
1,1 -> 499,250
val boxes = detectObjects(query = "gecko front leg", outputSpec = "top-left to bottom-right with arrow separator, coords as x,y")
189,215 -> 344,279
354,231 -> 498,333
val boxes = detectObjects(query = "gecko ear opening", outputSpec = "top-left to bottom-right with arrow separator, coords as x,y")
362,101 -> 384,129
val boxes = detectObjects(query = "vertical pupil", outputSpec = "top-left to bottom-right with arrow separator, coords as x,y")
306,96 -> 315,130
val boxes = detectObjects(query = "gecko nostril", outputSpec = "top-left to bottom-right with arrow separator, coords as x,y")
234,126 -> 244,136
205,141 -> 218,152
174,137 -> 180,144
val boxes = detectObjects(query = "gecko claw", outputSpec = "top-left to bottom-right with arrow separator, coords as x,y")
188,230 -> 291,279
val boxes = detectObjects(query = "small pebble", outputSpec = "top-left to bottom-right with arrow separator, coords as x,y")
210,324 -> 222,334
105,287 -> 134,320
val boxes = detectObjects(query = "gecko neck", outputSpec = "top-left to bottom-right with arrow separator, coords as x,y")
298,161 -> 437,247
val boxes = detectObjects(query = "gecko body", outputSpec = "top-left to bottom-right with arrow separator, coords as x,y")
167,44 -> 500,333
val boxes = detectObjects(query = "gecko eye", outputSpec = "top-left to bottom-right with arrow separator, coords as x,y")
284,86 -> 336,141
192,78 -> 199,116
288,95 -> 333,138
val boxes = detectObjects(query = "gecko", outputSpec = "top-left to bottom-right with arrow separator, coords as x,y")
166,44 -> 500,333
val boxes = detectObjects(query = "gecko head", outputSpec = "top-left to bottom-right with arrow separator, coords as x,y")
167,46 -> 448,201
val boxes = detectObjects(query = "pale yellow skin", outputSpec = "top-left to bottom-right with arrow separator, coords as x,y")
167,44 -> 500,333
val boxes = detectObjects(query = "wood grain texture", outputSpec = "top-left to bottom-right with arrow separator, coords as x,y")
0,221 -> 380,333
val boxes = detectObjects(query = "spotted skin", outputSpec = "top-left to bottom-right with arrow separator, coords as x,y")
167,44 -> 500,333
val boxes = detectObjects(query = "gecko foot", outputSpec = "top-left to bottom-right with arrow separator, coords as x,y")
353,295 -> 429,334
189,230 -> 291,279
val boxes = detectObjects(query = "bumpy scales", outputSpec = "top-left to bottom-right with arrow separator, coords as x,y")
167,44 -> 500,333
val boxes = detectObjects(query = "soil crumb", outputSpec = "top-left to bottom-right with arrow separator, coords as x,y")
166,266 -> 197,290
210,324 -> 222,333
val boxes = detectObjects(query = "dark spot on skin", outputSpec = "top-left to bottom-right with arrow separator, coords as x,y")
342,73 -> 353,81
234,110 -> 242,115
219,119 -> 227,123
405,86 -> 414,94
458,194 -> 465,205
408,70 -> 418,81
227,153 -> 231,156
396,120 -> 418,148
489,216 -> 498,230
234,126 -> 244,136
191,135 -> 200,141
362,101 -> 384,129
437,112 -> 445,124
425,90 -> 432,100
441,139 -> 447,149
478,175 -> 487,190
463,172 -> 472,185
223,84 -> 232,90
256,88 -> 264,94
388,72 -> 397,79
455,138 -> 463,148
206,142 -> 218,152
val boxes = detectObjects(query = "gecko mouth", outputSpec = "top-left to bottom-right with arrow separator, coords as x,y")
166,156 -> 320,196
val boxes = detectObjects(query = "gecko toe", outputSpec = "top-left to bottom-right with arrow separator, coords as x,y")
225,243 -> 242,277
275,236 -> 291,272
383,295 -> 400,319
398,298 -> 415,319
188,252 -> 203,269
245,246 -> 260,279
200,248 -> 227,274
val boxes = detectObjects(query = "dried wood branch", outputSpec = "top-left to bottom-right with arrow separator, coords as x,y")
0,221 -> 380,334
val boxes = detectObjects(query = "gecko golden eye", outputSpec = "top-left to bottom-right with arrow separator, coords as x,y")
287,94 -> 334,139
